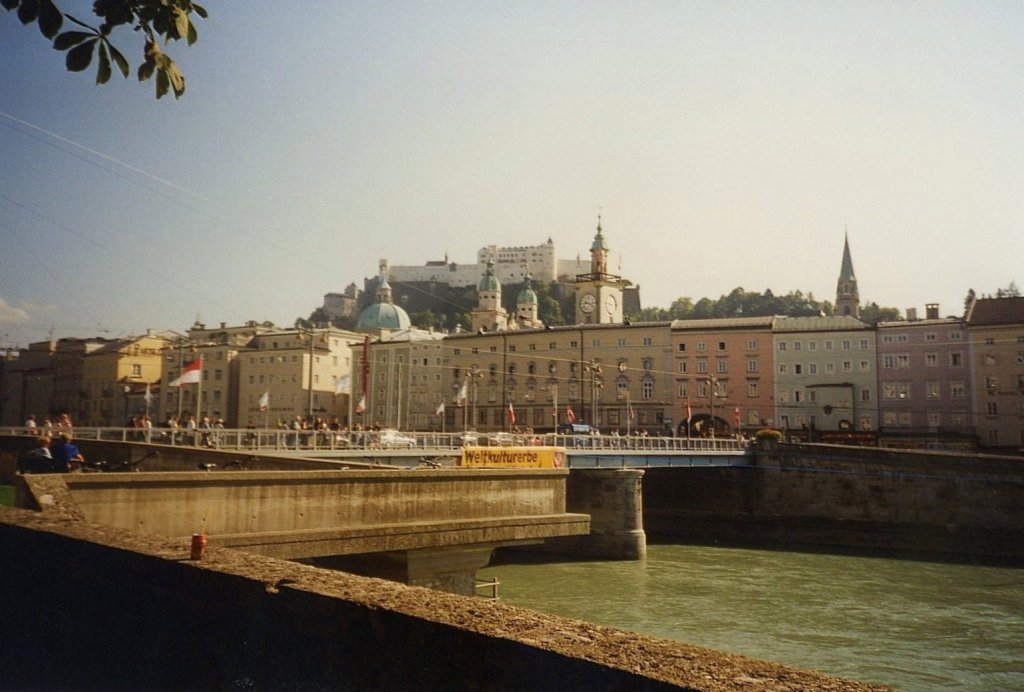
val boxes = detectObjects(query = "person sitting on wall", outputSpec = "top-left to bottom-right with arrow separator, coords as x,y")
50,433 -> 85,473
18,435 -> 52,474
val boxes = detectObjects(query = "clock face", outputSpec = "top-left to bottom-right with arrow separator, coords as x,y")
580,294 -> 596,313
605,294 -> 618,314
618,361 -> 627,373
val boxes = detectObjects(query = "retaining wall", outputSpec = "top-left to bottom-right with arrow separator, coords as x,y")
0,506 -> 879,691
644,442 -> 1024,563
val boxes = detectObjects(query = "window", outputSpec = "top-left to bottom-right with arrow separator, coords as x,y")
794,390 -> 802,403
925,381 -> 940,399
808,341 -> 817,351
642,379 -> 654,400
794,341 -> 802,351
985,376 -> 997,390
549,342 -> 557,350
643,359 -> 654,371
718,341 -> 726,351
677,343 -> 686,352
794,364 -> 803,375
925,353 -> 938,367
987,402 -> 998,416
842,361 -> 852,372
860,361 -> 870,372
747,359 -> 758,373
677,383 -> 688,398
842,340 -> 851,350
860,339 -> 869,349
748,382 -> 758,397
950,352 -> 963,367
778,342 -> 787,351
824,341 -> 833,351
747,340 -> 758,350
697,359 -> 708,373
643,337 -> 654,346
530,343 -> 537,351
778,364 -> 787,375
928,412 -> 941,427
697,342 -> 707,352
951,382 -> 965,398
778,391 -> 789,403
861,389 -> 871,402
925,333 -> 937,342
809,363 -> 818,375
677,361 -> 688,373
717,359 -> 728,373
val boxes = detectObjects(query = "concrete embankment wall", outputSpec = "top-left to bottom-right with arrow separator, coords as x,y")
0,506 -> 881,691
644,442 -> 1024,563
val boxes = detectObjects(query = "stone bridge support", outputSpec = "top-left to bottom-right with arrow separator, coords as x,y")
542,469 -> 647,560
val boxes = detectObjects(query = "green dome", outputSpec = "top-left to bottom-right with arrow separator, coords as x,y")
517,286 -> 537,304
356,302 -> 411,332
478,259 -> 501,292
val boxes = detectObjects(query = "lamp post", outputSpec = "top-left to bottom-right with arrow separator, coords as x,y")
585,360 -> 602,429
469,365 -> 482,431
706,375 -> 719,437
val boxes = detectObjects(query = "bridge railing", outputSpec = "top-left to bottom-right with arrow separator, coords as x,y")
1,427 -> 749,454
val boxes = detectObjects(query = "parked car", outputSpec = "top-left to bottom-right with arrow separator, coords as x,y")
377,429 -> 416,448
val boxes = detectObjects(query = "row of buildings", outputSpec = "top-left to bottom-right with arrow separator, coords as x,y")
1,223 -> 1021,452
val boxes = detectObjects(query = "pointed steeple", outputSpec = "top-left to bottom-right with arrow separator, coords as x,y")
835,232 -> 860,318
839,231 -> 856,282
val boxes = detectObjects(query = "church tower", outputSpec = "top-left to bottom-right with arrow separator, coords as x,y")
471,257 -> 509,332
574,215 -> 624,324
835,233 -> 860,318
515,273 -> 543,329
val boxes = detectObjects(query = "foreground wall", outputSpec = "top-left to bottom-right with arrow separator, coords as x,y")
644,442 -> 1024,563
0,507 -> 880,691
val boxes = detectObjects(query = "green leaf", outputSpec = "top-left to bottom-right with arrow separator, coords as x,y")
65,38 -> 96,72
96,41 -> 111,84
192,4 -> 208,19
53,31 -> 93,51
36,0 -> 60,37
107,41 -> 129,78
155,68 -> 169,99
186,17 -> 197,45
16,0 -> 38,25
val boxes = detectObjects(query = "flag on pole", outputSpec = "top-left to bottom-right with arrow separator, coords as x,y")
258,391 -> 270,411
144,383 -> 152,405
734,407 -> 741,428
434,401 -> 445,416
355,395 -> 366,414
566,406 -> 576,424
170,359 -> 201,387
335,373 -> 352,395
507,402 -> 516,425
456,381 -> 468,404
686,400 -> 692,423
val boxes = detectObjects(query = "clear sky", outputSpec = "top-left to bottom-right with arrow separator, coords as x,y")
2,2 -> 1021,349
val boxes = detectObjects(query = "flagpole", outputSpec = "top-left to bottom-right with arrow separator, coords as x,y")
626,393 -> 631,437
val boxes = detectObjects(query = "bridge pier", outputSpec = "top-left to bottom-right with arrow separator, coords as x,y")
543,469 -> 647,560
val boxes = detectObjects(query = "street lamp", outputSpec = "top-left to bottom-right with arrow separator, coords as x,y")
585,360 -> 602,429
706,376 -> 722,437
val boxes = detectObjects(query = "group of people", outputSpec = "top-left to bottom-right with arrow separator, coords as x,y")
18,431 -> 85,474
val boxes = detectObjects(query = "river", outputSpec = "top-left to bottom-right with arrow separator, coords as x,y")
478,544 -> 1024,690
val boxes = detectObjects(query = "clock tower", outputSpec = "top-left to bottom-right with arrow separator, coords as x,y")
575,215 -> 625,324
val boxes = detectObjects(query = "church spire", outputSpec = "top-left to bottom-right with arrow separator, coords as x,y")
835,232 -> 860,318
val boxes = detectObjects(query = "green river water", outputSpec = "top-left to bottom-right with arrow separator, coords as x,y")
479,545 -> 1024,690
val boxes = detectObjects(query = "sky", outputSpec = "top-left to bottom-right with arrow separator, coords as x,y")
1,2 -> 1022,349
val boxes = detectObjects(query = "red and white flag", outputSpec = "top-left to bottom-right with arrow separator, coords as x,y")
434,401 -> 445,416
734,407 -> 741,428
170,359 -> 201,387
258,391 -> 270,411
355,395 -> 366,414
507,402 -> 516,425
686,400 -> 692,423
566,406 -> 576,424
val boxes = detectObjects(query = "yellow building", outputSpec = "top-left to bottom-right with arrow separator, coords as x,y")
81,331 -> 172,425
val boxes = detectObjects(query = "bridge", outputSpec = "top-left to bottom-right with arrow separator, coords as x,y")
1,425 -> 752,469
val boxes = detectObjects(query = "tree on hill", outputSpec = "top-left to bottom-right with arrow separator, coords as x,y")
630,286 -> 899,322
3,0 -> 207,99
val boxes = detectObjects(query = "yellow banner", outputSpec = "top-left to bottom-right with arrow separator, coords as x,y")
461,446 -> 566,469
